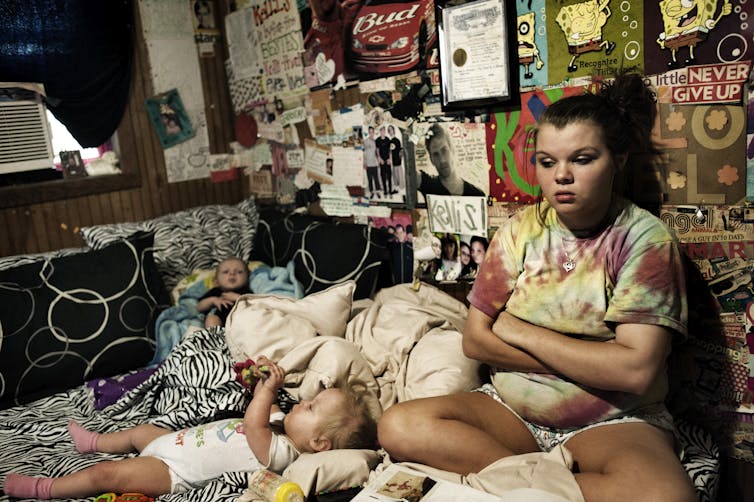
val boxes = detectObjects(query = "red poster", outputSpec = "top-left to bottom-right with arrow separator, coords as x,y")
486,85 -> 583,203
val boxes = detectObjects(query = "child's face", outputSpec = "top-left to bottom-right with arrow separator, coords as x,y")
284,388 -> 346,452
460,244 -> 471,265
216,259 -> 249,291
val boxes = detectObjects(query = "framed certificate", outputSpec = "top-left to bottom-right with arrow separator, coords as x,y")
436,0 -> 519,111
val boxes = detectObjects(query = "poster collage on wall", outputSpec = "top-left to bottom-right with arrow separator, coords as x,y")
203,0 -> 754,459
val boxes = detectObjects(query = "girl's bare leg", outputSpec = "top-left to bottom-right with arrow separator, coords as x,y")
378,392 -> 538,475
565,423 -> 696,502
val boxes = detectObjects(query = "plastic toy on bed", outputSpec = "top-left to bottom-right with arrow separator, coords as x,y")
233,358 -> 270,390
93,493 -> 154,502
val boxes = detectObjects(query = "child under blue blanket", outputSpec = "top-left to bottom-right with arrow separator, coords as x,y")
197,257 -> 252,329
150,260 -> 303,367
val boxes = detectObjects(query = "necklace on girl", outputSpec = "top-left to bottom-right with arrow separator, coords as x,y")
561,237 -> 579,272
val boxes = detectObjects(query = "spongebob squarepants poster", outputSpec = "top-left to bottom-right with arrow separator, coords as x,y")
544,0 -> 645,84
644,0 -> 752,75
516,0 -> 548,89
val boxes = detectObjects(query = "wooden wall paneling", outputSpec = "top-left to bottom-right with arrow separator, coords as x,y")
61,199 -> 82,248
21,208 -> 38,255
204,178 -> 216,204
13,208 -> 31,255
84,194 -> 104,227
0,212 -> 11,256
129,0 -> 164,221
107,192 -> 126,224
5,210 -> 19,257
54,200 -> 75,250
3,209 -> 24,257
97,190 -> 115,225
119,80 -> 154,223
119,188 -> 135,223
179,181 -> 193,211
136,124 -> 165,219
68,197 -> 92,247
167,181 -> 184,214
39,203 -> 63,253
201,55 -> 223,153
126,187 -> 144,224
29,206 -> 50,253
186,178 -> 201,208
37,202 -> 57,252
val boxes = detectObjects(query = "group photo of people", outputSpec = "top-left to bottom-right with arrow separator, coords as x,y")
362,121 -> 405,204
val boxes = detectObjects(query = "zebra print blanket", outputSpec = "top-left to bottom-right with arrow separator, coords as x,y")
0,327 -> 721,502
0,329 -> 255,502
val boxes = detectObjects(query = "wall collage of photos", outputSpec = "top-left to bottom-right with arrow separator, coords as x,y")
179,0 -> 754,462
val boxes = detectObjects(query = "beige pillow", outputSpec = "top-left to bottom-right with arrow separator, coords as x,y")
283,449 -> 382,495
225,281 -> 356,363
402,328 -> 482,401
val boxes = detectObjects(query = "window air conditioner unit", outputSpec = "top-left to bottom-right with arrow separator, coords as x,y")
0,87 -> 54,175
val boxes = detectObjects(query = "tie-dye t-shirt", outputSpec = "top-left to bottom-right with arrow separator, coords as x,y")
468,197 -> 688,429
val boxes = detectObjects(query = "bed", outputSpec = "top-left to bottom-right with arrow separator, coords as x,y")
0,198 -> 720,502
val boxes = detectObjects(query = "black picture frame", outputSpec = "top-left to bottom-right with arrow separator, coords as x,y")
435,0 -> 519,112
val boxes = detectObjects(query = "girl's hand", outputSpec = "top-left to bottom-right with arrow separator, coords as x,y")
492,311 -> 525,347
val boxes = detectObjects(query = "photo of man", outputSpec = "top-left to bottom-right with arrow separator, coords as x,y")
417,122 -> 485,198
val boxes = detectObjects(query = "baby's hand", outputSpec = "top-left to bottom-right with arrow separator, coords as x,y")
221,291 -> 242,302
233,358 -> 270,390
255,356 -> 285,392
213,296 -> 235,309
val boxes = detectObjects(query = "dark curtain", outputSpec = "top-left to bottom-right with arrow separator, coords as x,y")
0,0 -> 134,147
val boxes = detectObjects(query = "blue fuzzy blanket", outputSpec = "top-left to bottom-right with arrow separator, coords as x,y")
250,261 -> 303,299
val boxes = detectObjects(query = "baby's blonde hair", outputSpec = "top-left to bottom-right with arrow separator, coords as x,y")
318,382 -> 377,450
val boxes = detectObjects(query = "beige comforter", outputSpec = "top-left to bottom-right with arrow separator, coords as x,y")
226,280 -> 481,418
225,281 -> 583,502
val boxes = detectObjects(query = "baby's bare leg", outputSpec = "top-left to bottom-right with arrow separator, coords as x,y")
205,313 -> 222,328
95,423 -> 172,453
50,456 -> 172,498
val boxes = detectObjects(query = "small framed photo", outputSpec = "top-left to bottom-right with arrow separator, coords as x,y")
145,89 -> 195,148
60,150 -> 87,178
192,0 -> 218,31
435,0 -> 519,111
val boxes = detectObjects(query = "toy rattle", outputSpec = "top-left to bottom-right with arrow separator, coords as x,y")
233,358 -> 270,390
94,493 -> 154,502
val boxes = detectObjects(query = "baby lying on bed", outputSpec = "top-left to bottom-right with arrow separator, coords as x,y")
3,357 -> 376,499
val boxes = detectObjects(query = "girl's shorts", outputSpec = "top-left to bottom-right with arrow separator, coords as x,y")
475,383 -> 677,452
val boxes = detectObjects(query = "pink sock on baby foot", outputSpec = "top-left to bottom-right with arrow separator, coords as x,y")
4,473 -> 54,499
68,420 -> 99,453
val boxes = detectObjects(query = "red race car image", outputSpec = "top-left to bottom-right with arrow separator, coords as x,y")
349,0 -> 437,75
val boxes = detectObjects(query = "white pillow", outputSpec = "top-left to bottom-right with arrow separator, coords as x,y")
225,281 -> 355,363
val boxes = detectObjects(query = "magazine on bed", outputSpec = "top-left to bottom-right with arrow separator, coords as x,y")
351,464 -> 502,502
